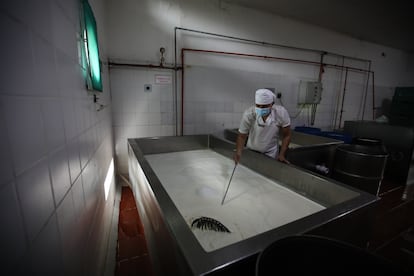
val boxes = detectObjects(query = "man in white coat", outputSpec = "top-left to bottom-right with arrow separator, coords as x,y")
234,88 -> 291,164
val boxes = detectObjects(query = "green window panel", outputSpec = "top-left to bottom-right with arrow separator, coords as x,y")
80,0 -> 102,92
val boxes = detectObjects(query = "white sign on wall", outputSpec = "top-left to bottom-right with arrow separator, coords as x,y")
155,74 -> 172,84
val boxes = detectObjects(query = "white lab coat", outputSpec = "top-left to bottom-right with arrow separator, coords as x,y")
238,105 -> 291,158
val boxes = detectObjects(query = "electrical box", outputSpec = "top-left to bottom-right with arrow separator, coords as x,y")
298,81 -> 322,104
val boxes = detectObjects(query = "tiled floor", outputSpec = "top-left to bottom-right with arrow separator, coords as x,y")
115,186 -> 154,276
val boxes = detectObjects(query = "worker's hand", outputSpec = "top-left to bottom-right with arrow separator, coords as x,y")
233,152 -> 241,164
277,155 -> 290,164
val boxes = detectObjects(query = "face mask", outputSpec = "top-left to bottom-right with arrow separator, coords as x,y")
255,107 -> 271,117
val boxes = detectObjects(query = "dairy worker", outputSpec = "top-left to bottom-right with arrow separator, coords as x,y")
234,88 -> 291,164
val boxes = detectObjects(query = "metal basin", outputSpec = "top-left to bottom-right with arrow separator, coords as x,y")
127,135 -> 378,275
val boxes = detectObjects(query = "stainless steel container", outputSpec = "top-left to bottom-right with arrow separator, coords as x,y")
128,135 -> 378,275
332,143 -> 388,195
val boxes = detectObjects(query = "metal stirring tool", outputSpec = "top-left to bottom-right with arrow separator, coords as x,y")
221,163 -> 237,205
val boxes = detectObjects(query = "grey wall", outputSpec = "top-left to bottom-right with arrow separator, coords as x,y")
0,0 -> 116,275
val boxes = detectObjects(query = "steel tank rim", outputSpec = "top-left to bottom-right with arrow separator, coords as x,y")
336,146 -> 388,158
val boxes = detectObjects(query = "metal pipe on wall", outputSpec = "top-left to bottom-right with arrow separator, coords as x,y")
333,57 -> 346,130
181,48 -> 185,135
174,27 -> 371,64
338,68 -> 349,128
108,61 -> 177,70
372,71 -> 376,120
180,48 -> 373,135
182,48 -> 372,73
174,27 -> 377,135
311,52 -> 326,126
361,61 -> 372,120
174,30 -> 178,136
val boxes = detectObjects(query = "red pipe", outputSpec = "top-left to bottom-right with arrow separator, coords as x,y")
338,68 -> 349,128
372,71 -> 376,120
318,52 -> 326,82
181,48 -> 185,135
108,61 -> 177,70
182,48 -> 373,74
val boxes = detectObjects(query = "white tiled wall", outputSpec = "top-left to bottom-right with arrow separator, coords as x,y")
110,68 -> 175,173
107,0 -> 413,175
0,0 -> 115,275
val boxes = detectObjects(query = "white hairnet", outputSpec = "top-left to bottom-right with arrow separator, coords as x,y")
255,89 -> 275,105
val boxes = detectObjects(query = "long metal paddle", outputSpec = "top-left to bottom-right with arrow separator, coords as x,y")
221,163 -> 237,205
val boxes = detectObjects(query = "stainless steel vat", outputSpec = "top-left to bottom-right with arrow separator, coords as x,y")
332,144 -> 388,195
127,135 -> 378,275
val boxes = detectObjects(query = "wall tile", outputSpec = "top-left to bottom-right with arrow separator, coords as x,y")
136,100 -> 149,113
2,97 -> 47,174
56,188 -> 82,275
49,146 -> 71,205
41,98 -> 66,152
148,101 -> 161,113
16,158 -> 54,242
161,101 -> 174,113
56,0 -> 80,28
146,125 -> 161,137
161,112 -> 174,125
0,14 -> 35,96
61,98 -> 77,140
71,175 -> 85,221
74,97 -> 92,133
78,131 -> 90,170
50,2 -> 78,61
55,49 -> 79,99
26,0 -> 53,42
0,0 -> 26,22
67,137 -> 81,184
82,162 -> 98,214
161,125 -> 175,136
23,215 -> 64,275
31,35 -> 58,97
0,181 -> 27,269
56,189 -> 75,244
0,103 -> 14,187
136,112 -> 149,125
160,85 -> 173,101
136,125 -> 149,138
148,112 -> 161,125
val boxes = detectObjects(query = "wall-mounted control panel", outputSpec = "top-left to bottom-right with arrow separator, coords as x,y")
298,81 -> 322,104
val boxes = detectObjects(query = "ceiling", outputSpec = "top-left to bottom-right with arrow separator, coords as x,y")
224,0 -> 413,53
